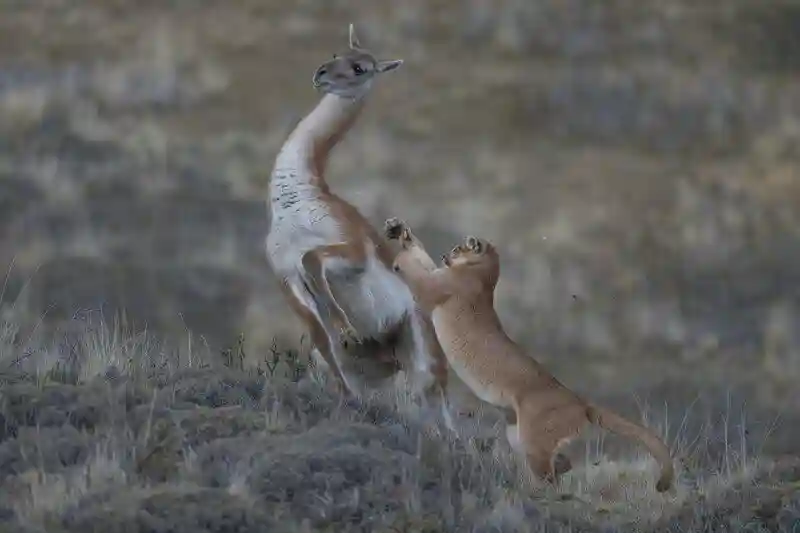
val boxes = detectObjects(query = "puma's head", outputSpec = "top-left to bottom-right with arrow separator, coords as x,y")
442,235 -> 500,288
312,23 -> 403,99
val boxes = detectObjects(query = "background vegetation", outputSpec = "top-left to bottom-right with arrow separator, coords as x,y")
1,0 -> 799,530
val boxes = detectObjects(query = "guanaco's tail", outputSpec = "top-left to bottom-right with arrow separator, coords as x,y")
586,404 -> 675,492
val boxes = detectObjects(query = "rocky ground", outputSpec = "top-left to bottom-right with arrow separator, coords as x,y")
1,0 -> 800,530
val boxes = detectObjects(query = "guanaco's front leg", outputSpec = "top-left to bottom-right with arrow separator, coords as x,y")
384,218 -> 456,309
301,242 -> 366,347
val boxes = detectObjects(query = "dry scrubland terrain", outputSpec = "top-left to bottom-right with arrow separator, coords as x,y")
1,0 -> 800,530
0,318 -> 799,532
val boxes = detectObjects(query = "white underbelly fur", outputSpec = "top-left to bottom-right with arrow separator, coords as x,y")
328,255 -> 416,339
267,203 -> 415,340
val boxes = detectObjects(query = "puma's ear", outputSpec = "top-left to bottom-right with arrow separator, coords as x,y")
376,59 -> 404,73
466,236 -> 482,253
348,23 -> 361,49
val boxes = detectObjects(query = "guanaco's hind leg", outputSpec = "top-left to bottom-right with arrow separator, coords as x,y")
424,343 -> 455,432
300,242 -> 366,346
279,279 -> 355,397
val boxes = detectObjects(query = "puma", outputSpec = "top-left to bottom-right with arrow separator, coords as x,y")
384,218 -> 674,492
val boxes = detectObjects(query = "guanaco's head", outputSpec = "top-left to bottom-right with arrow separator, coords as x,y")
443,236 -> 500,288
312,23 -> 404,99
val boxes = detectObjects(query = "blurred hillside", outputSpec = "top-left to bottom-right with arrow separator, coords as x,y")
1,0 -> 800,453
3,320 -> 799,532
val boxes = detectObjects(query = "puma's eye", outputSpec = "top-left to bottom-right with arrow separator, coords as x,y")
353,63 -> 365,75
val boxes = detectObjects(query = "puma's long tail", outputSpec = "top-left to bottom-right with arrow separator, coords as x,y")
586,404 -> 675,492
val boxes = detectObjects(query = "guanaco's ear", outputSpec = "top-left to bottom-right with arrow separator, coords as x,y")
349,23 -> 361,49
376,59 -> 404,73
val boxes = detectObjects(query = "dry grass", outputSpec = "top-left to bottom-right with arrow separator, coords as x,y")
1,2 -> 800,531
1,307 -> 798,533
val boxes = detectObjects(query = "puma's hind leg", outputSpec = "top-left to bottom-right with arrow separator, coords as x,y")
524,444 -> 573,485
553,452 -> 573,477
517,403 -> 585,486
526,448 -> 558,484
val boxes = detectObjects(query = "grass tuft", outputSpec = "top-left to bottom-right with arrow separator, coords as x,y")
0,311 -> 796,532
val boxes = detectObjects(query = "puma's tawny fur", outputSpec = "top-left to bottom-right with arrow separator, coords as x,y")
384,218 -> 675,492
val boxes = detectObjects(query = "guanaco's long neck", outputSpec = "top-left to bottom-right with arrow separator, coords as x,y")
270,93 -> 367,201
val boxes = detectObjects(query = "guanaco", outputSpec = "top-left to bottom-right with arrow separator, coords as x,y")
265,24 -> 451,426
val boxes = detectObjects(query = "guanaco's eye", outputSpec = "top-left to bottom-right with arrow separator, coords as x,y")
352,63 -> 365,75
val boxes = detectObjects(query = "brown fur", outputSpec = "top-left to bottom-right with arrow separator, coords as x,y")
385,218 -> 675,492
266,25 -> 448,409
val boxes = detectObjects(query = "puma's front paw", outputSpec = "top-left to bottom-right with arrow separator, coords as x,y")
383,217 -> 414,248
383,217 -> 405,240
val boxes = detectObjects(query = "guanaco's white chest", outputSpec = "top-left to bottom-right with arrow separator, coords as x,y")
266,181 -> 342,275
266,169 -> 416,340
